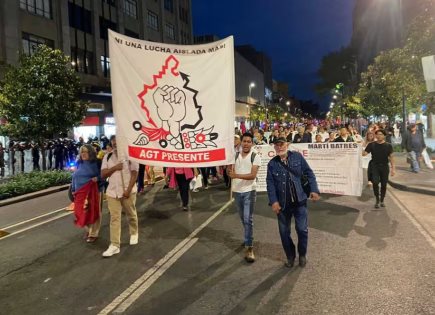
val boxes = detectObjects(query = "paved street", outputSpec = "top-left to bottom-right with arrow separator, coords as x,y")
0,179 -> 434,315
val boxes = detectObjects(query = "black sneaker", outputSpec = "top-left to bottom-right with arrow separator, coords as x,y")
284,257 -> 295,268
299,256 -> 307,267
375,203 -> 380,209
380,202 -> 385,207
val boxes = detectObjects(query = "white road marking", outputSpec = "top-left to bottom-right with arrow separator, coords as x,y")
0,178 -> 166,236
0,212 -> 72,241
389,188 -> 435,249
0,207 -> 67,230
114,238 -> 199,314
98,199 -> 233,315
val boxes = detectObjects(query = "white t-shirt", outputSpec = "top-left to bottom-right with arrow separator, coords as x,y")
101,151 -> 139,198
232,150 -> 261,193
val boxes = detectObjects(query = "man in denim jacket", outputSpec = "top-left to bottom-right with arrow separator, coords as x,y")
266,137 -> 320,268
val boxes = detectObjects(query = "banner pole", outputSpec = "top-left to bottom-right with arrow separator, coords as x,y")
229,165 -> 234,202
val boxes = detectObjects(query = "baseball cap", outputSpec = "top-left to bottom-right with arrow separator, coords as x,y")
273,137 -> 287,144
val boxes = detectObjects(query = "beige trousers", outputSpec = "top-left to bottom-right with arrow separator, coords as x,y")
107,194 -> 138,247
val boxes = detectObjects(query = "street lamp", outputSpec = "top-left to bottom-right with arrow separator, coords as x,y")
248,82 -> 256,100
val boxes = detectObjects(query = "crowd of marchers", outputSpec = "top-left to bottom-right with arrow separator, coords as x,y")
61,116 -> 430,267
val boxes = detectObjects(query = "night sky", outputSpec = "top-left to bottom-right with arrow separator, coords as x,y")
192,0 -> 356,108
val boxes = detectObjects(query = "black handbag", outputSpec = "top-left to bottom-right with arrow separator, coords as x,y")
280,158 -> 311,198
300,174 -> 311,198
68,184 -> 74,202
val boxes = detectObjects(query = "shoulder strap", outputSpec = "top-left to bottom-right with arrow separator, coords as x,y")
235,151 -> 240,162
106,152 -> 113,162
250,152 -> 257,164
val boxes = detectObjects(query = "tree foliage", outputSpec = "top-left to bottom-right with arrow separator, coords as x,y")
0,45 -> 87,141
316,46 -> 357,96
357,9 -> 435,118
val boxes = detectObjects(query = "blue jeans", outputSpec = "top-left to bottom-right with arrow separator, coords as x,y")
408,151 -> 421,172
234,191 -> 256,247
277,203 -> 308,261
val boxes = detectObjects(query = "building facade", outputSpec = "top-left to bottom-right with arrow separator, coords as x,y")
194,35 -> 268,126
0,0 -> 193,139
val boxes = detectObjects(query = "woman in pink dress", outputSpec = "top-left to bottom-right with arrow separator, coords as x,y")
165,167 -> 198,211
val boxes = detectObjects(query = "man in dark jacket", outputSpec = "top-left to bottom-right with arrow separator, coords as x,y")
401,124 -> 426,173
301,124 -> 313,143
266,137 -> 320,268
334,127 -> 354,142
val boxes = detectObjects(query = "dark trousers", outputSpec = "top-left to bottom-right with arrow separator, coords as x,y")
55,158 -> 63,170
175,174 -> 191,207
277,202 -> 308,261
199,168 -> 209,187
223,167 -> 230,187
371,163 -> 389,202
208,167 -> 217,177
137,164 -> 145,191
33,159 -> 40,170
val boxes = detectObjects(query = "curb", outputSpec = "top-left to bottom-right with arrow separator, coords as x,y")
0,184 -> 70,207
388,179 -> 435,196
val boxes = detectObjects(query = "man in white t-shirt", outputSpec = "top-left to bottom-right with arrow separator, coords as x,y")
101,135 -> 139,257
228,132 -> 261,263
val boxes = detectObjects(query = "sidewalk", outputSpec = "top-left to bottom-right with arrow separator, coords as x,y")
388,152 -> 435,196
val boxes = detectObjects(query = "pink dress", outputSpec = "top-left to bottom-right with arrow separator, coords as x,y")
166,168 -> 195,188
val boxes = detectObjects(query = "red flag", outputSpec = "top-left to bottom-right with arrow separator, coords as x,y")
73,181 -> 100,227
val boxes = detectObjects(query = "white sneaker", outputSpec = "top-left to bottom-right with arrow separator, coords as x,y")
102,245 -> 120,257
192,189 -> 199,193
130,234 -> 139,245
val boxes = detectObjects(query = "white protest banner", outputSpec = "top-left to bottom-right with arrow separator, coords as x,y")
109,30 -> 235,167
254,143 -> 363,196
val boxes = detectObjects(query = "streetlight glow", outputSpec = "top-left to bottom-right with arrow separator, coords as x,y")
248,82 -> 256,101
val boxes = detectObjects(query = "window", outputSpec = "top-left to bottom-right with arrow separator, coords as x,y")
71,48 -> 95,74
179,6 -> 189,24
147,11 -> 159,31
22,32 -> 54,56
124,29 -> 139,39
164,0 -> 173,13
102,0 -> 116,5
180,30 -> 190,44
100,56 -> 110,77
165,23 -> 175,40
100,17 -> 118,40
68,2 -> 93,34
123,0 -> 137,19
20,0 -> 52,19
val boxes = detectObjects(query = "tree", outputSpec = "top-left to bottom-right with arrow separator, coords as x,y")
0,45 -> 87,169
316,46 -> 357,96
357,8 -> 435,119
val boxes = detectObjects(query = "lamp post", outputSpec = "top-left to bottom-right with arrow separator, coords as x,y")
248,82 -> 256,102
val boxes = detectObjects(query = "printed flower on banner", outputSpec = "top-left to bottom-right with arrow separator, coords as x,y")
133,55 -> 218,150
187,127 -> 218,149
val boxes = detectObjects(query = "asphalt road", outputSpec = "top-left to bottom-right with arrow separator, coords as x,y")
0,182 -> 434,315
